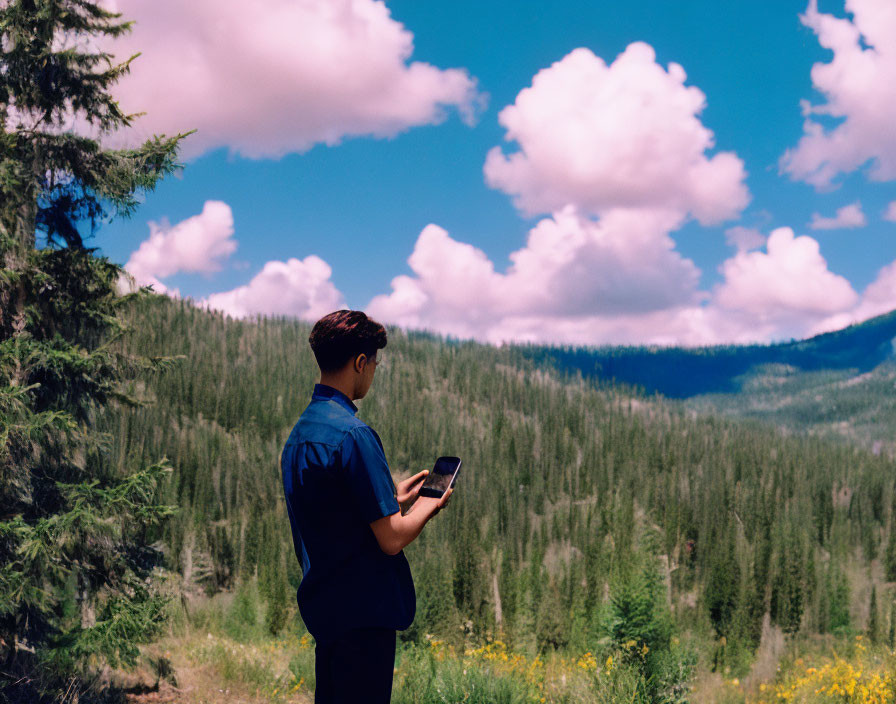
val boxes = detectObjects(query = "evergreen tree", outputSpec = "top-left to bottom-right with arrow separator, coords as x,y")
816,564 -> 831,634
828,565 -> 851,635
583,537 -> 601,616
606,550 -> 672,660
888,600 -> 895,650
262,542 -> 287,637
705,525 -> 741,639
770,529 -> 805,636
0,1 -> 189,700
885,519 -> 896,582
264,572 -> 288,638
867,584 -> 879,645
729,564 -> 763,654
498,549 -> 518,633
535,578 -> 568,654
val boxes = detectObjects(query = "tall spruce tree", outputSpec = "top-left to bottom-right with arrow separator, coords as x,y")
885,518 -> 896,582
888,600 -> 895,650
867,584 -> 880,645
0,1 -> 190,701
705,524 -> 740,640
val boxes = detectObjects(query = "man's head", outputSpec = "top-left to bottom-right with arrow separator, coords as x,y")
309,310 -> 387,400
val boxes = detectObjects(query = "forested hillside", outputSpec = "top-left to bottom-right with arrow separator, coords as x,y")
682,360 -> 896,459
107,296 -> 896,676
522,310 -> 896,399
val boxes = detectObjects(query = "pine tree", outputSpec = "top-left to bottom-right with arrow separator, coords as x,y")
885,519 -> 896,582
498,549 -> 518,631
606,550 -> 672,662
867,584 -> 880,645
535,578 -> 568,654
730,564 -> 763,654
705,525 -> 741,639
828,565 -> 851,634
0,1 -> 190,700
770,529 -> 805,636
888,600 -> 895,650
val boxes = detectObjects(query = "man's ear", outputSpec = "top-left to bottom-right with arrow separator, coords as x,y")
353,353 -> 367,374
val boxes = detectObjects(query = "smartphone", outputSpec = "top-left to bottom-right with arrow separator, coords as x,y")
418,456 -> 461,499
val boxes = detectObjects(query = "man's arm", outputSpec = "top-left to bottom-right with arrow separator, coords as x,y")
341,426 -> 455,554
369,489 -> 453,556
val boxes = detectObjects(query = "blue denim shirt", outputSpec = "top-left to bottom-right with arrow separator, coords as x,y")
281,384 -> 415,643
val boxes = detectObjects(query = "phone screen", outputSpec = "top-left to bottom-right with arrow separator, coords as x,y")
420,456 -> 461,497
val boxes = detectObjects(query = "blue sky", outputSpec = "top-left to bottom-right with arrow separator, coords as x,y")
94,0 -> 896,346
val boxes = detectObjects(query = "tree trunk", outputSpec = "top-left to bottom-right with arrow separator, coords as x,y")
492,572 -> 503,628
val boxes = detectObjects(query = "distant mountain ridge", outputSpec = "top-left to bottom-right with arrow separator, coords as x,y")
520,309 -> 896,399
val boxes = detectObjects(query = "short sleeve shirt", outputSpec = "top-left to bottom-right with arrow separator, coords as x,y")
281,384 -> 415,643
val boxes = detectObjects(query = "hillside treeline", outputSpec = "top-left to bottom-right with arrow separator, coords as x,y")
522,309 -> 896,398
105,296 -> 896,670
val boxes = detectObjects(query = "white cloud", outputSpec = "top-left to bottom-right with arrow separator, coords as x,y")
724,226 -> 767,252
858,260 -> 896,318
123,200 -> 236,286
117,200 -> 237,298
808,201 -> 867,230
474,306 -> 816,348
483,43 -> 749,223
91,0 -> 483,160
201,256 -> 346,321
121,201 -> 346,323
884,201 -> 896,222
368,220 -> 863,346
781,0 -> 896,187
808,258 -> 896,334
714,227 -> 859,320
367,207 -> 704,340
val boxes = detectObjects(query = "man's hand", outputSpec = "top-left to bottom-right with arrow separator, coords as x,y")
411,486 -> 453,517
397,469 -> 429,515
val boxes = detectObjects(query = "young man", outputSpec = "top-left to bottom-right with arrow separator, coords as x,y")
281,309 -> 453,703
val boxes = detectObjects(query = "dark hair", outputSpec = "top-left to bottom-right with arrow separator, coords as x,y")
309,310 -> 387,373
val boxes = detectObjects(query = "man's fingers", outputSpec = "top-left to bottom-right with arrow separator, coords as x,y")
398,470 -> 428,493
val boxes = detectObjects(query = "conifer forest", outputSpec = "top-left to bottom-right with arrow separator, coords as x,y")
105,297 -> 896,699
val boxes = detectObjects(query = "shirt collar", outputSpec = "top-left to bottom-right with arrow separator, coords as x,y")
312,383 -> 358,414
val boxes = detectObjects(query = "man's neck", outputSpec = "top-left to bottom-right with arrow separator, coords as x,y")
318,375 -> 356,401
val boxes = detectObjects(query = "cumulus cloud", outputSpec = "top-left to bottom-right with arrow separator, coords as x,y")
857,260 -> 896,318
201,256 -> 346,320
884,201 -> 896,222
90,0 -> 482,160
122,200 -> 236,291
714,227 -> 858,321
367,207 -> 704,340
808,201 -> 867,230
483,43 -> 749,223
724,226 -> 767,252
120,201 -> 346,322
367,220 -> 864,346
808,258 -> 896,334
781,0 -> 896,187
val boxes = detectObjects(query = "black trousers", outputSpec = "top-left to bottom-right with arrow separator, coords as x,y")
314,627 -> 397,703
